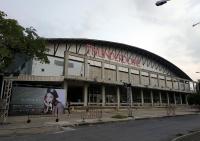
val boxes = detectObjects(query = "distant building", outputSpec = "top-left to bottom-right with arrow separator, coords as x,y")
0,38 -> 198,116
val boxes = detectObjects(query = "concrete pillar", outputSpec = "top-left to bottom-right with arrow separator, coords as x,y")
174,93 -> 177,105
180,93 -> 183,105
131,88 -> 133,106
139,70 -> 142,85
84,58 -> 89,78
141,89 -> 144,105
101,62 -> 104,80
116,65 -> 119,82
129,87 -> 133,107
64,81 -> 68,105
102,85 -> 105,106
164,76 -> 167,88
183,81 -> 186,91
186,94 -> 188,105
167,92 -> 170,105
117,87 -> 120,108
128,68 -> 131,83
157,74 -> 160,87
159,92 -> 162,106
64,51 -> 69,77
149,73 -> 151,86
172,78 -> 174,90
177,80 -> 180,90
193,82 -> 195,93
150,91 -> 154,106
84,85 -> 88,106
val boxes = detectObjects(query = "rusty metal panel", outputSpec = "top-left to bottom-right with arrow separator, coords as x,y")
167,80 -> 173,89
104,69 -> 116,81
132,74 -> 140,85
151,78 -> 158,87
159,79 -> 165,88
141,76 -> 149,86
173,81 -> 179,90
89,66 -> 102,80
118,71 -> 128,83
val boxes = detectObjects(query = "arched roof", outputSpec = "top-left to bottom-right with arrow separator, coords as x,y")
46,38 -> 192,80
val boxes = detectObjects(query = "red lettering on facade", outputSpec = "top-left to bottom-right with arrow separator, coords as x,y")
85,44 -> 141,67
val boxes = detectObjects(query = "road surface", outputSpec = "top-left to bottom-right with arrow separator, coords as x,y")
1,115 -> 200,141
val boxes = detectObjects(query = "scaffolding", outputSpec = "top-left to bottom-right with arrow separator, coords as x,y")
0,79 -> 12,123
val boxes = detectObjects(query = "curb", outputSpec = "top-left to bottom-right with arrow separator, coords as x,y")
0,113 -> 198,137
0,125 -> 62,137
171,131 -> 200,141
0,124 -> 56,130
69,117 -> 135,127
72,114 -> 198,127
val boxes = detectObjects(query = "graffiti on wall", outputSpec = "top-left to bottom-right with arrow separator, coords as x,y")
85,44 -> 141,67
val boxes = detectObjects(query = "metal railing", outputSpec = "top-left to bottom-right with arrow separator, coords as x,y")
166,105 -> 176,116
8,108 -> 69,123
81,107 -> 103,122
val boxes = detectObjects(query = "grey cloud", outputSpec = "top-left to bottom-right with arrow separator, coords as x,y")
1,0 -> 200,79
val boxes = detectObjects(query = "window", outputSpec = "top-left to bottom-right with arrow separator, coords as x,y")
88,85 -> 102,103
105,86 -> 117,103
54,60 -> 64,66
68,60 -> 84,76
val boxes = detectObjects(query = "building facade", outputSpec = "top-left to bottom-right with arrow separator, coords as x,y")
0,38 -> 198,115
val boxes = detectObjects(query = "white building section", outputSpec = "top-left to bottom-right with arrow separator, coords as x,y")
31,56 -> 64,76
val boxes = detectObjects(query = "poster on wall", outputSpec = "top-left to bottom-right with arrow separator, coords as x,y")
9,87 -> 66,115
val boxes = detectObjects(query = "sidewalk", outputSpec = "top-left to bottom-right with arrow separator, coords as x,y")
0,107 -> 198,136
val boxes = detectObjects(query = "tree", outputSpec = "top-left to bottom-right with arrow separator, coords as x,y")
0,11 -> 49,73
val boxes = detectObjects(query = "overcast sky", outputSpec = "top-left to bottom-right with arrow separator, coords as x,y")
1,0 -> 200,81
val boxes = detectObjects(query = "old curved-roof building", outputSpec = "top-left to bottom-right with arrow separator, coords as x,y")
0,38 -> 198,116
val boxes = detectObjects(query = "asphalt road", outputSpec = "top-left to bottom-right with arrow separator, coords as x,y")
1,115 -> 200,141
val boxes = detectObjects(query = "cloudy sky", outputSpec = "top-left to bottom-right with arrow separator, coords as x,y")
1,0 -> 200,80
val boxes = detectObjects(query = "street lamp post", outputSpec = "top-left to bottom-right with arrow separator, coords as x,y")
193,22 -> 200,27
155,0 -> 171,6
155,1 -> 200,28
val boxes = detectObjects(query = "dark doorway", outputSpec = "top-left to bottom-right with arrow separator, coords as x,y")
67,86 -> 84,102
132,87 -> 141,103
168,92 -> 175,104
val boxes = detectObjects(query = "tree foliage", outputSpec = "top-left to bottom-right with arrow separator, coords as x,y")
0,11 -> 49,72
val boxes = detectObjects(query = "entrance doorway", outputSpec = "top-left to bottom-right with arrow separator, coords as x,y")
67,86 -> 84,103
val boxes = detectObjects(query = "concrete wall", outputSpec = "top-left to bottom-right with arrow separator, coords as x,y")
32,56 -> 64,76
44,42 -> 176,76
29,42 -> 197,94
